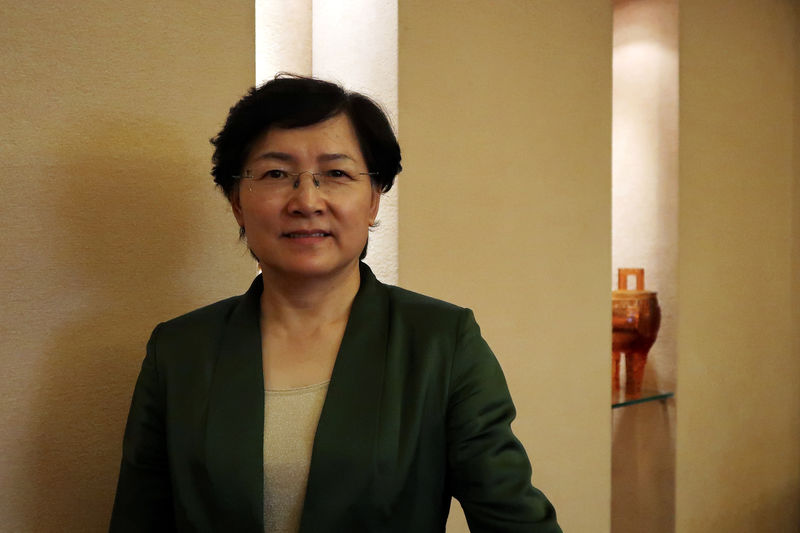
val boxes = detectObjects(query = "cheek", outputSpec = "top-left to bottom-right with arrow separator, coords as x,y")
342,202 -> 377,228
241,197 -> 279,220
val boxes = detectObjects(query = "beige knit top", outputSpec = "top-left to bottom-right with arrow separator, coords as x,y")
263,381 -> 329,533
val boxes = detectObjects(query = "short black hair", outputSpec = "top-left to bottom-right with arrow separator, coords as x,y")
211,74 -> 401,199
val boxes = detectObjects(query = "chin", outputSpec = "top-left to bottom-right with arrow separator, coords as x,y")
261,256 -> 359,280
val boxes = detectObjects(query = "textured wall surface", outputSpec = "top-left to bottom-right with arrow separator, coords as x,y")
398,2 -> 613,531
0,2 -> 255,530
676,0 -> 800,530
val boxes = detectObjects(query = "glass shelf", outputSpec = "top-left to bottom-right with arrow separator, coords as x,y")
612,389 -> 674,409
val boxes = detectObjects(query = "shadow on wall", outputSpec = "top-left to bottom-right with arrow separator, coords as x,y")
15,114 -> 207,531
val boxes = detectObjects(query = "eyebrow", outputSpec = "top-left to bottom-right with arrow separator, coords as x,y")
318,153 -> 355,163
256,151 -> 294,162
254,151 -> 356,164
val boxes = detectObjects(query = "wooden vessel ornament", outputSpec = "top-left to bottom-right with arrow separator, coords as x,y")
612,268 -> 661,399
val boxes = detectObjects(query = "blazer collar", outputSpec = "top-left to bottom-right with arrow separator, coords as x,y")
205,263 -> 390,530
204,273 -> 264,528
300,262 -> 390,530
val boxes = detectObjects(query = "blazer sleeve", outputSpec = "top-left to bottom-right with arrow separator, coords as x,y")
446,309 -> 561,533
109,324 -> 176,533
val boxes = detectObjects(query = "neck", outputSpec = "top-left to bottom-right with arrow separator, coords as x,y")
259,262 -> 362,332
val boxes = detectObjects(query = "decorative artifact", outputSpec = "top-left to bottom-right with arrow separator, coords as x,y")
612,268 -> 661,398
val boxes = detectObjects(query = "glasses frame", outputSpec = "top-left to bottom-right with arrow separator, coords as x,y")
233,169 -> 379,191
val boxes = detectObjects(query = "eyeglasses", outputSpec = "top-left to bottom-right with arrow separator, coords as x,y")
233,169 -> 378,195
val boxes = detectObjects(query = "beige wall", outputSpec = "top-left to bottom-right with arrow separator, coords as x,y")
399,1 -> 613,531
0,2 -> 254,531
796,0 -> 800,445
676,0 -> 800,531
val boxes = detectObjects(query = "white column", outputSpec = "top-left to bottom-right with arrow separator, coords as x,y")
255,0 -> 399,284
255,0 -> 312,85
312,0 -> 399,284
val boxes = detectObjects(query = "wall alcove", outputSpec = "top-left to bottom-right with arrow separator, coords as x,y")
611,0 -> 678,532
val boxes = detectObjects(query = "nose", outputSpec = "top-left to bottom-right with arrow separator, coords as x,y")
287,171 -> 324,216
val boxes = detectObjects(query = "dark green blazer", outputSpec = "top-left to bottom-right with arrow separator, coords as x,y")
110,263 -> 560,532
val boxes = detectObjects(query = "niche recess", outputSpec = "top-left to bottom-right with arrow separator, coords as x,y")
611,0 -> 678,532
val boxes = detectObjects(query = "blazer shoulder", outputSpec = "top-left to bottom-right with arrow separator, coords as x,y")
158,294 -> 242,334
383,283 -> 473,334
148,294 -> 246,364
386,284 -> 465,311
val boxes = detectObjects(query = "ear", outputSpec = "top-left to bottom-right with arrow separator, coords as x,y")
231,189 -> 245,228
368,187 -> 381,224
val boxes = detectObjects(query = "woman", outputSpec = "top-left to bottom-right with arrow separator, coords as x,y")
110,75 -> 560,532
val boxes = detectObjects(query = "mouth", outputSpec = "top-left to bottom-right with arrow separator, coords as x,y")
283,231 -> 331,238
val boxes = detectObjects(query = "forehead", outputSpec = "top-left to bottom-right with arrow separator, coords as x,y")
248,113 -> 363,163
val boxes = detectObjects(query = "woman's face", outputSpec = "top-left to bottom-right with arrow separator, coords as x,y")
232,113 -> 380,280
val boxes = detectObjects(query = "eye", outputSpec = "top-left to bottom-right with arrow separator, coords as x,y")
323,169 -> 353,179
260,169 -> 290,180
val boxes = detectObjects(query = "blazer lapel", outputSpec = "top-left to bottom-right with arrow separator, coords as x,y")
299,263 -> 389,531
205,275 -> 265,531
